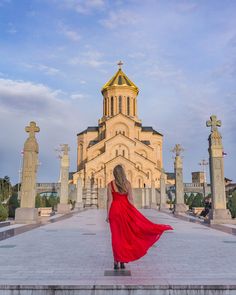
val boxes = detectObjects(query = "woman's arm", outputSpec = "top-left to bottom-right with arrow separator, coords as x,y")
127,181 -> 135,205
106,183 -> 113,222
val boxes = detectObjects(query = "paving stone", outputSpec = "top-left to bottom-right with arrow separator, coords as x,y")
0,209 -> 236,287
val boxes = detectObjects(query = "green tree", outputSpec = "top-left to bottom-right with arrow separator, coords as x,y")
227,191 -> 236,218
0,203 -> 8,221
7,192 -> 20,218
47,194 -> 59,210
191,193 -> 204,208
0,176 -> 12,203
184,193 -> 189,204
186,193 -> 195,207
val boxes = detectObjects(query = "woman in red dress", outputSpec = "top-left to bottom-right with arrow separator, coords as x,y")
106,165 -> 173,270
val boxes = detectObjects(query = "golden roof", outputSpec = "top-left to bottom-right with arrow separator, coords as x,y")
101,68 -> 139,94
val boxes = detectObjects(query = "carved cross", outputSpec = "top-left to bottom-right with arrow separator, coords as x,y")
172,144 -> 184,157
206,115 -> 221,132
60,144 -> 70,155
117,60 -> 123,69
25,121 -> 40,137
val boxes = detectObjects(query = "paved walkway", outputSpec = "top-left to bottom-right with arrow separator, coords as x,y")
0,209 -> 236,287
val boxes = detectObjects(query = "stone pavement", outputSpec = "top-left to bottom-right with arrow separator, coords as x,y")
1,209 -> 236,293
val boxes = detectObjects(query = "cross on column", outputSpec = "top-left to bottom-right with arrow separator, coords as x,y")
25,121 -> 40,137
60,144 -> 70,155
172,144 -> 184,157
117,60 -> 123,69
206,115 -> 221,132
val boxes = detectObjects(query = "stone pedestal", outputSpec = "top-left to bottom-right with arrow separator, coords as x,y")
160,170 -> 168,210
85,178 -> 91,207
15,121 -> 40,224
206,115 -> 236,224
58,144 -> 70,214
75,177 -> 83,209
151,180 -> 157,209
173,144 -> 188,213
141,189 -> 145,208
15,208 -> 39,224
144,187 -> 150,208
91,181 -> 98,208
57,203 -> 71,214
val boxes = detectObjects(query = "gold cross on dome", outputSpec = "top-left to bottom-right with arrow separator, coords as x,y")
206,115 -> 221,132
117,60 -> 123,69
25,121 -> 40,137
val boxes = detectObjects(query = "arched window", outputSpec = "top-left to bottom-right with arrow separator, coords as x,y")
127,96 -> 130,115
104,98 -> 107,116
138,179 -> 141,188
111,96 -> 114,116
133,98 -> 135,116
147,171 -> 149,179
119,96 -> 122,113
79,144 -> 83,162
116,150 -> 118,157
122,150 -> 125,157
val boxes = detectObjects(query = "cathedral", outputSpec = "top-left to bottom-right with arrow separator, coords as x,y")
73,63 -> 163,189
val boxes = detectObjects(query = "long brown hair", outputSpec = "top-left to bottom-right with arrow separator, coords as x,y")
113,165 -> 128,193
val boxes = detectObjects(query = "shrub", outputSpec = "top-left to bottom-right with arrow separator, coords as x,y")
184,193 -> 188,204
35,194 -> 41,208
191,193 -> 204,208
7,193 -> 20,218
228,191 -> 236,218
186,193 -> 195,207
0,203 -> 8,221
47,195 -> 59,210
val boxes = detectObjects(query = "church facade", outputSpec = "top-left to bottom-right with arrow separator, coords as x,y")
73,65 -> 163,188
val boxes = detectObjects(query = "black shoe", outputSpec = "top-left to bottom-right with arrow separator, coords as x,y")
114,262 -> 119,270
120,262 -> 125,269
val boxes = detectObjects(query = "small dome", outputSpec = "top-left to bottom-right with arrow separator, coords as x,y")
101,68 -> 139,94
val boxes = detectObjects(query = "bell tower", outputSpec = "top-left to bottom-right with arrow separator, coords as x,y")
99,61 -> 141,124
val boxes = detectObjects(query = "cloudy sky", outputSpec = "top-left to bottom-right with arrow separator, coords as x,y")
0,0 -> 235,184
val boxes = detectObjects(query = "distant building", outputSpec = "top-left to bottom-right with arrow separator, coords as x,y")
192,171 -> 205,184
166,172 -> 175,186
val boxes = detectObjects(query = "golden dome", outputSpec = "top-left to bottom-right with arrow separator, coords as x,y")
101,67 -> 139,94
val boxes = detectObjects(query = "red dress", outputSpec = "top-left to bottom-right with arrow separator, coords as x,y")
109,181 -> 173,263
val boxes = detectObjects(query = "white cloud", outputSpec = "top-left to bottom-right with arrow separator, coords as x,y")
55,0 -> 105,14
70,93 -> 86,100
69,50 -> 107,68
6,22 -> 17,34
23,63 -> 62,76
100,9 -> 141,29
0,78 -> 92,183
58,23 -> 81,42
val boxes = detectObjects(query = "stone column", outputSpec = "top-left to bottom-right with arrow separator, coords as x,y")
160,169 -> 168,210
75,177 -> 83,209
141,188 -> 145,208
91,178 -> 98,208
144,186 -> 150,208
85,177 -> 91,207
15,121 -> 40,224
151,180 -> 157,209
206,115 -> 235,224
172,144 -> 188,213
57,144 -> 71,214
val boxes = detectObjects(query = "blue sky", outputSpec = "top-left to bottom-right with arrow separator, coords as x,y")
0,0 -> 235,184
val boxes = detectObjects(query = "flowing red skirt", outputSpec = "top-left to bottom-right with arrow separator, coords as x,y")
109,192 -> 173,263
